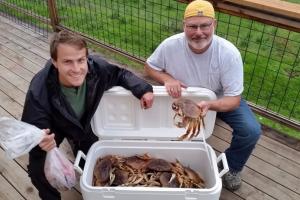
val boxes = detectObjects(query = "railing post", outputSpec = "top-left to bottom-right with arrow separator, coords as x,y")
47,0 -> 59,32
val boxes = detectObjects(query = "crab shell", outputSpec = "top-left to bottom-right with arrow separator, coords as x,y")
93,154 -> 206,188
172,98 -> 202,118
172,98 -> 205,140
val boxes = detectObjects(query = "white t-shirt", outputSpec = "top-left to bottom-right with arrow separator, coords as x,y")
146,33 -> 243,97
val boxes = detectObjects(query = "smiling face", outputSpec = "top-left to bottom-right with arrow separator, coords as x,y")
52,43 -> 88,87
183,16 -> 216,54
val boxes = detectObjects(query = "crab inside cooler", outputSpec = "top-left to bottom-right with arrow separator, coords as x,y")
74,86 -> 229,200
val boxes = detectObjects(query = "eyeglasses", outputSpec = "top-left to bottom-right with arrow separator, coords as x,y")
185,21 -> 214,31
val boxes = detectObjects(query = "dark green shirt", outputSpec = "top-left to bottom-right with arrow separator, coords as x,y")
60,80 -> 86,119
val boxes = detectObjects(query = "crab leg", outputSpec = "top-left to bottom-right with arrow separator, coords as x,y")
187,121 -> 196,139
192,119 -> 201,138
178,130 -> 190,141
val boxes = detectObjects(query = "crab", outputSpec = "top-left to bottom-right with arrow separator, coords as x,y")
93,154 -> 205,188
172,98 -> 205,140
171,160 -> 205,188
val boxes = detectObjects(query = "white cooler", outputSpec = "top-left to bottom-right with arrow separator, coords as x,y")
74,86 -> 229,200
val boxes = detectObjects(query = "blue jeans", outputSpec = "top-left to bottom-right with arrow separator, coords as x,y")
217,99 -> 261,172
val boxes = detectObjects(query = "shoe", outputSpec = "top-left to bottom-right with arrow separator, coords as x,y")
222,170 -> 242,191
218,162 -> 242,191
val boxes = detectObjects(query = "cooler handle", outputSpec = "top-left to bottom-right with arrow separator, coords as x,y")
74,150 -> 86,175
217,153 -> 229,178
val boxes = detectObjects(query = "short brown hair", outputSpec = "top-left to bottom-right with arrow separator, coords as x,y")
50,30 -> 88,60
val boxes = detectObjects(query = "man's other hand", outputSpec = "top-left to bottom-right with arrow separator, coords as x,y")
165,79 -> 187,98
140,92 -> 154,109
39,129 -> 56,152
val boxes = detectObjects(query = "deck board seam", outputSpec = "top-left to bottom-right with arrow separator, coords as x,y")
212,132 -> 300,179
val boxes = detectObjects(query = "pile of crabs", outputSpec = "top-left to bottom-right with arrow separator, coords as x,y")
93,153 -> 205,188
93,98 -> 206,188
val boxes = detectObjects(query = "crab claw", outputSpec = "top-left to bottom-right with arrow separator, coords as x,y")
173,114 -> 184,128
172,102 -> 179,111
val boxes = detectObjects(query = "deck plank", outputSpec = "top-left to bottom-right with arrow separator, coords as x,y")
0,106 -> 13,117
0,34 -> 47,67
259,136 -> 300,165
220,188 -> 243,200
216,118 -> 300,162
243,167 -> 300,200
0,17 -> 50,50
0,175 -> 25,200
0,64 -> 29,93
0,15 -> 50,44
0,76 -> 26,106
0,148 -> 40,200
208,135 -> 277,200
213,124 -> 300,178
0,53 -> 34,82
246,156 -> 300,194
0,26 -> 49,59
0,89 -> 23,119
0,40 -> 42,74
208,132 -> 300,200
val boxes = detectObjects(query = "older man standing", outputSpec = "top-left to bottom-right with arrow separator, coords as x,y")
145,0 -> 261,191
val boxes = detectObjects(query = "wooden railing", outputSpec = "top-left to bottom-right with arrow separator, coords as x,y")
179,0 -> 300,32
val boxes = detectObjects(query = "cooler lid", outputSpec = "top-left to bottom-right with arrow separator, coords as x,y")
91,86 -> 217,141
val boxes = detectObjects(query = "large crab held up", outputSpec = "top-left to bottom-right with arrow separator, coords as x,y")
172,98 -> 205,140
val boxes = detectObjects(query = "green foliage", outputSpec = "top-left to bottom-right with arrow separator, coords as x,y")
256,114 -> 300,140
284,0 -> 300,3
215,12 -> 300,127
0,1 -> 50,30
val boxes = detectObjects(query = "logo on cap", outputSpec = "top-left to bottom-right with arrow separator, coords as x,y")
197,10 -> 203,16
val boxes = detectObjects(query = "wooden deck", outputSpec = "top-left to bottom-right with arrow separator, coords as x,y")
0,15 -> 299,200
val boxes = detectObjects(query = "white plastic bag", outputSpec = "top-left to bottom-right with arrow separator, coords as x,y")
0,117 -> 44,159
44,147 -> 76,191
0,117 -> 76,190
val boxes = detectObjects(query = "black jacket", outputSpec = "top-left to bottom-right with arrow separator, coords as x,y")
22,54 -> 153,157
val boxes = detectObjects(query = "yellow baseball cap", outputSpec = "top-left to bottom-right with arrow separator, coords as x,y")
184,0 -> 215,19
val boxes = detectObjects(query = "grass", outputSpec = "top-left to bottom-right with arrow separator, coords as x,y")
256,114 -> 300,140
88,43 -> 145,72
1,0 -> 299,139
